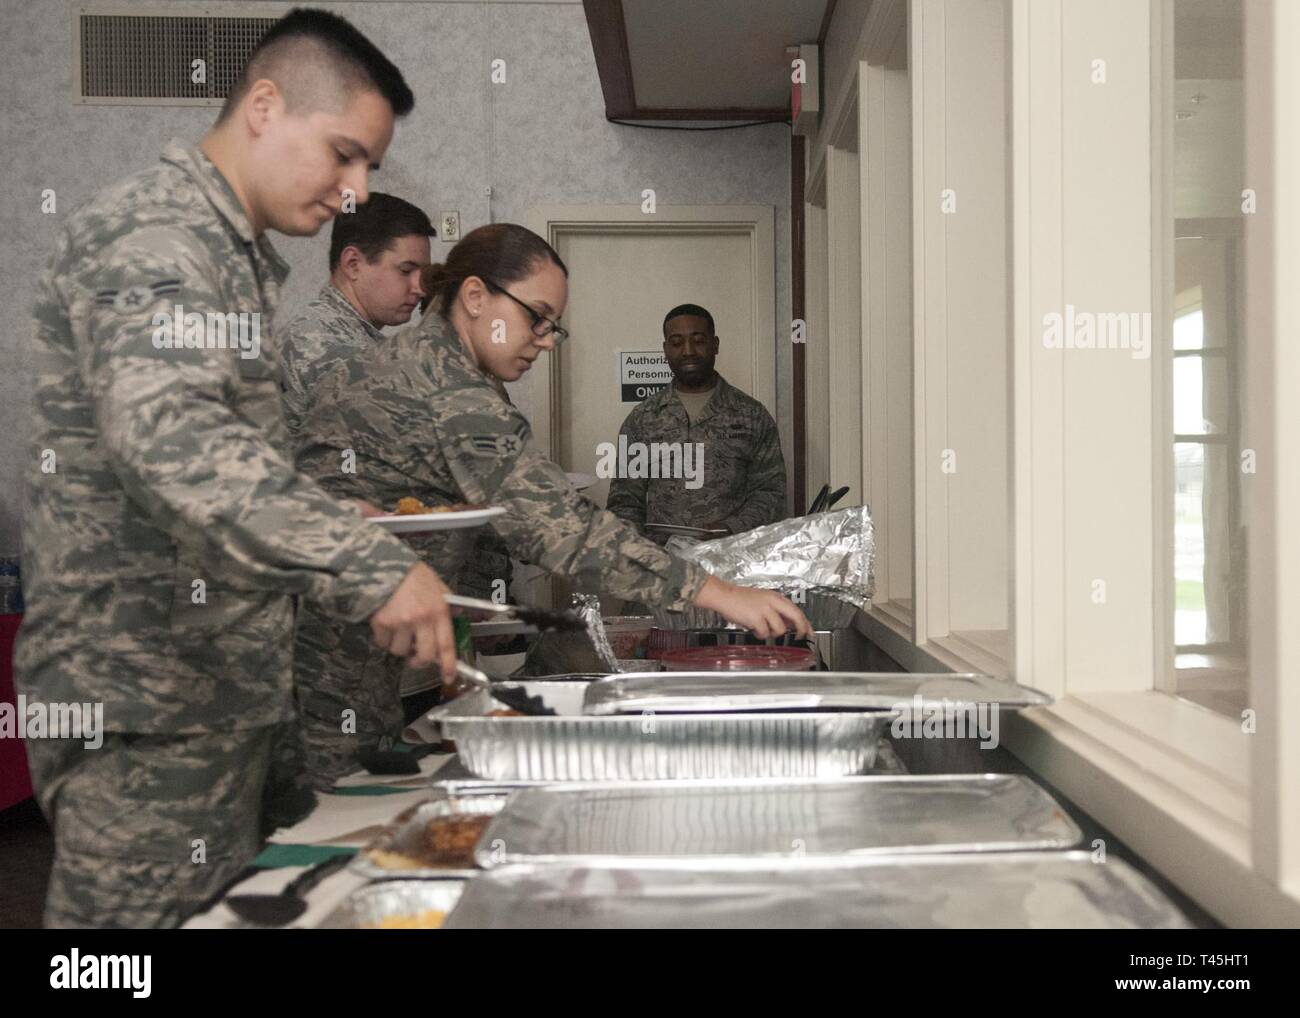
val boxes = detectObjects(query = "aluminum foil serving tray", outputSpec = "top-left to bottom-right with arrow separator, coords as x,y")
473,774 -> 1082,867
582,671 -> 1052,715
349,796 -> 507,880
428,739 -> 909,798
431,684 -> 891,781
444,853 -> 1191,929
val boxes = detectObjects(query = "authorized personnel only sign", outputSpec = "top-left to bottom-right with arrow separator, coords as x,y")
619,351 -> 671,402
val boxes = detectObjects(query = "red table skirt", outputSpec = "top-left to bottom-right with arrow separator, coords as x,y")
0,614 -> 33,810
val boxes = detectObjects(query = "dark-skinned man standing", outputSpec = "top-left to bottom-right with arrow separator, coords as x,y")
606,303 -> 787,541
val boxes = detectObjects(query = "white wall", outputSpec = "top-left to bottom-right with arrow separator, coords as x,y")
0,0 -> 792,554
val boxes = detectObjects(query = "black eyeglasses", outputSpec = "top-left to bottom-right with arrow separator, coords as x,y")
482,278 -> 569,345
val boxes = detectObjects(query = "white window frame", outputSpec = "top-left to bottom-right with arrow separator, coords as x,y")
1003,0 -> 1300,926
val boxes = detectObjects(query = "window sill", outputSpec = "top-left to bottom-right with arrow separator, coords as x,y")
932,630 -> 1011,677
1004,693 -> 1300,927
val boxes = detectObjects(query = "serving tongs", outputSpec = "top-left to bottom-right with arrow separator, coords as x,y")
454,660 -> 556,716
446,593 -> 586,633
806,485 -> 850,515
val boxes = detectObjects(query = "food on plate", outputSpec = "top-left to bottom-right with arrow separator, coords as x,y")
390,498 -> 489,515
486,708 -> 524,717
363,909 -> 447,929
394,496 -> 433,515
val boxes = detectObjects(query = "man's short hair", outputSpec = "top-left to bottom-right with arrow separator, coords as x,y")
663,303 -> 715,336
329,193 -> 434,270
218,8 -> 414,124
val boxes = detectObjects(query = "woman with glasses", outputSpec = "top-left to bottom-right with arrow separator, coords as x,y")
289,223 -> 811,788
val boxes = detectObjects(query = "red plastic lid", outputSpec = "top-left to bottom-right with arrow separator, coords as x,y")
659,645 -> 817,671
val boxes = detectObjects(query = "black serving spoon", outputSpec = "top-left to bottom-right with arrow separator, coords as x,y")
357,741 -> 438,777
225,852 -> 353,927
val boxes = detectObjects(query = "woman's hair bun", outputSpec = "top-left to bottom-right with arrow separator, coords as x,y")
419,225 -> 568,318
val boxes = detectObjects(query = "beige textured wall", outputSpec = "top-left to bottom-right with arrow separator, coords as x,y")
0,0 -> 792,554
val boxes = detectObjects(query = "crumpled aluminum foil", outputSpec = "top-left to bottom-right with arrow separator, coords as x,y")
518,592 -> 621,674
656,506 -> 875,630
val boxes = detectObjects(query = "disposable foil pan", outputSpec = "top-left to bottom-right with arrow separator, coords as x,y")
582,671 -> 1053,715
430,680 -> 891,780
348,795 -> 508,880
473,774 -> 1080,867
430,738 -> 907,797
444,853 -> 1192,929
336,879 -> 466,929
437,712 -> 891,781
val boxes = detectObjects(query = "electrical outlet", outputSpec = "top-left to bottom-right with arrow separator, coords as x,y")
440,211 -> 460,242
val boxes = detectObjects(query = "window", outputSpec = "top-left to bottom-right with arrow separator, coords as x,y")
1166,0 -> 1248,716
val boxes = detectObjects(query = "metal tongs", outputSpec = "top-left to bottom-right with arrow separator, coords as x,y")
446,593 -> 586,633
807,485 -> 850,514
454,661 -> 556,716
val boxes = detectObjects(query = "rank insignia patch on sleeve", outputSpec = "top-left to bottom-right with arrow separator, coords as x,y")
95,279 -> 183,314
467,433 -> 522,457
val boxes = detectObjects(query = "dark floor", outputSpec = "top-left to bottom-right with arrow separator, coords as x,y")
0,798 -> 52,929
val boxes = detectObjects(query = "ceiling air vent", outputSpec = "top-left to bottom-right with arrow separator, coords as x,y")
74,5 -> 278,106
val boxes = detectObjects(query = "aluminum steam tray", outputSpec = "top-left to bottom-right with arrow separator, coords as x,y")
429,736 -> 908,799
473,774 -> 1080,867
444,853 -> 1191,929
582,671 -> 1052,715
349,795 -> 507,880
327,879 -> 466,929
430,684 -> 891,781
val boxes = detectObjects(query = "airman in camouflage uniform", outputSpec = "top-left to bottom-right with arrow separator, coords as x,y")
17,140 -> 422,928
281,283 -> 389,441
291,312 -> 710,787
605,374 -> 788,539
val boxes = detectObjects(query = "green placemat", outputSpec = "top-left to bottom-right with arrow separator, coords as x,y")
253,844 -> 357,869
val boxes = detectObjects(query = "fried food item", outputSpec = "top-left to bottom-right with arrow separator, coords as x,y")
394,496 -> 432,515
365,909 -> 447,929
364,811 -> 493,871
424,813 -> 492,863
391,498 -> 488,515
486,708 -> 524,717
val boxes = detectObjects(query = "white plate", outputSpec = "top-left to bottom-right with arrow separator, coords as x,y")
566,472 -> 596,492
371,506 -> 506,533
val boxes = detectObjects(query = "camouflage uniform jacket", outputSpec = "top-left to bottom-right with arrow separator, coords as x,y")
16,139 -> 418,734
605,374 -> 787,536
292,312 -> 708,607
280,283 -> 385,442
